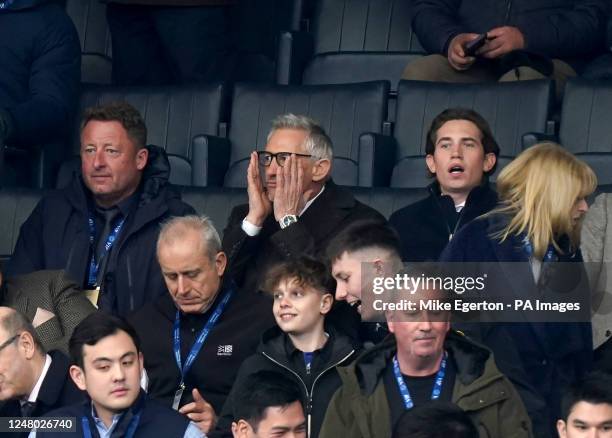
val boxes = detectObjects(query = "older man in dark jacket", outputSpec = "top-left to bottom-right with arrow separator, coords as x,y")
7,102 -> 195,316
403,0 -> 609,94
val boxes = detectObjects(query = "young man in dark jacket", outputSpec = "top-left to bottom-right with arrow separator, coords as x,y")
215,257 -> 359,438
389,108 -> 499,262
33,312 -> 203,437
403,0 -> 608,94
7,102 -> 195,316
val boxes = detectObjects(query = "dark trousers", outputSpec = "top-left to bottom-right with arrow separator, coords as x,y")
107,4 -> 233,85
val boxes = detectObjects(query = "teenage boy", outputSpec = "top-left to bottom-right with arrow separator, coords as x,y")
215,256 -> 358,438
31,312 -> 204,437
389,108 -> 499,262
557,371 -> 612,438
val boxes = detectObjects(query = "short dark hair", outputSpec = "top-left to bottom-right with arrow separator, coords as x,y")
392,402 -> 479,438
261,256 -> 335,297
425,108 -> 500,176
81,101 -> 147,149
326,220 -> 401,263
232,370 -> 302,432
560,371 -> 612,421
69,312 -> 141,369
0,309 -> 45,354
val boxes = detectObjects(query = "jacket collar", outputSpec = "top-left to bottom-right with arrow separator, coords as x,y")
348,330 -> 491,396
257,324 -> 357,369
36,350 -> 79,409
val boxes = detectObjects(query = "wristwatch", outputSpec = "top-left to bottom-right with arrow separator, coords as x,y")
279,214 -> 298,229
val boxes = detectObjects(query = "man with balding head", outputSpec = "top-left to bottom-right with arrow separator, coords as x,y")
0,307 -> 82,436
130,215 -> 274,434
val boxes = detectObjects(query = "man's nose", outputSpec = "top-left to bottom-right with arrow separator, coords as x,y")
93,149 -> 107,169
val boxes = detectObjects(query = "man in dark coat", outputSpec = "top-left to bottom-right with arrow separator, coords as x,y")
222,113 -> 385,296
0,308 -> 83,438
6,102 -> 195,316
403,0 -> 609,95
389,108 -> 499,262
0,0 -> 80,185
130,215 -> 275,434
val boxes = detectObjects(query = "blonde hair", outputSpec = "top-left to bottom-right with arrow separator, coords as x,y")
493,143 -> 597,258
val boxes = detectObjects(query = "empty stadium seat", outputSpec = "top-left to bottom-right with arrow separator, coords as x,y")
65,0 -> 113,84
57,83 -> 228,188
277,0 -> 425,91
555,79 -> 612,185
221,81 -> 393,188
392,80 -> 554,188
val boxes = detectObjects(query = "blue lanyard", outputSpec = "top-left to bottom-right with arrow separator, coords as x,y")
522,237 -> 556,262
173,288 -> 234,385
82,412 -> 140,438
87,211 -> 126,287
392,352 -> 447,410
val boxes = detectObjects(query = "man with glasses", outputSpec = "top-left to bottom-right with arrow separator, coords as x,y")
0,307 -> 82,435
222,113 -> 385,296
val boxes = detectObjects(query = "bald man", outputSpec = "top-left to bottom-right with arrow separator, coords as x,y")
0,307 -> 82,436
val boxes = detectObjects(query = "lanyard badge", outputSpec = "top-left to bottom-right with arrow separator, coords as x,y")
172,288 -> 234,410
393,352 -> 447,410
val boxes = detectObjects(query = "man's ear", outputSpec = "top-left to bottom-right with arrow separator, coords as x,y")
425,154 -> 436,174
136,147 -> 149,171
483,152 -> 496,173
215,251 -> 228,276
17,332 -> 36,360
231,420 -> 251,438
311,158 -> 331,182
556,419 -> 567,438
70,365 -> 87,391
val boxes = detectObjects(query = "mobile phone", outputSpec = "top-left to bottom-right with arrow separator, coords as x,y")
463,33 -> 487,57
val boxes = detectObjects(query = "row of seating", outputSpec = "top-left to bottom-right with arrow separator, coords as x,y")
68,0 -> 612,88
54,77 -> 612,190
4,180 -> 612,262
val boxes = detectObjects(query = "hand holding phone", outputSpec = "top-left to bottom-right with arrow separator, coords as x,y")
463,33 -> 488,57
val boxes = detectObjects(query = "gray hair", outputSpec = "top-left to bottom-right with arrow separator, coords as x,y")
267,113 -> 333,161
157,215 -> 222,262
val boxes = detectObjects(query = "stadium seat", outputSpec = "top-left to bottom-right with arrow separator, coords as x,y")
57,83 -> 229,188
277,0 -> 425,91
222,80 -> 393,188
555,79 -> 612,185
392,80 -> 554,188
65,0 -> 113,84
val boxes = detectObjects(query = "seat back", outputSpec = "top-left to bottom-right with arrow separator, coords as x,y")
560,79 -> 612,185
225,81 -> 389,187
72,84 -> 227,186
303,0 -> 425,90
65,0 -> 113,84
0,189 -> 44,259
391,80 -> 553,188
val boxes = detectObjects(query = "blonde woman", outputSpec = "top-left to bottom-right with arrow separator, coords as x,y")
440,143 -> 597,436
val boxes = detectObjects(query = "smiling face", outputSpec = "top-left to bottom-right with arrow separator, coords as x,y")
272,278 -> 332,336
426,119 -> 496,203
80,120 -> 148,208
331,252 -> 364,312
70,330 -> 143,420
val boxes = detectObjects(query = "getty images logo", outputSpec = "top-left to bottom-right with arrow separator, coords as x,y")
217,345 -> 233,356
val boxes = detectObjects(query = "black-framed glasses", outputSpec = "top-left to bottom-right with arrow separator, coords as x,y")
0,334 -> 19,353
257,151 -> 313,167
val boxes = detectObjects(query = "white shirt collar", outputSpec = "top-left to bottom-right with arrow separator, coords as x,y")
26,354 -> 52,403
455,201 -> 465,212
300,185 -> 325,216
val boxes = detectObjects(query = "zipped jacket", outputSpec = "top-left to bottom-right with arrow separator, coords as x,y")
214,326 -> 358,438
